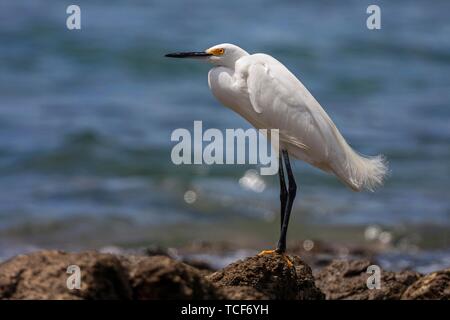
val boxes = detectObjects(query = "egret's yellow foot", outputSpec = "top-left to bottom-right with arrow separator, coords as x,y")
258,250 -> 294,268
258,249 -> 277,255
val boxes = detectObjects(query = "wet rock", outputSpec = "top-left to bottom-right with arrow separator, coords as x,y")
207,254 -> 324,300
315,259 -> 421,300
0,250 -> 132,300
401,268 -> 450,300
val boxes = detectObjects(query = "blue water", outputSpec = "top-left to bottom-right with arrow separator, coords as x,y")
0,1 -> 449,266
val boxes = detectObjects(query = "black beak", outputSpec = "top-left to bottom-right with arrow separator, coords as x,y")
165,51 -> 212,58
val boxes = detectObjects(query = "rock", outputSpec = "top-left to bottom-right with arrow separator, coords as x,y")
207,254 -> 324,300
401,268 -> 450,300
0,251 -> 223,300
2,250 -> 325,300
125,255 -> 222,299
220,286 -> 268,300
5,250 -> 446,300
315,259 -> 421,300
144,245 -> 176,258
0,250 -> 132,300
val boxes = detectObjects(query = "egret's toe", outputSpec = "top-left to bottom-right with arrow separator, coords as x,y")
257,249 -> 294,268
258,249 -> 277,256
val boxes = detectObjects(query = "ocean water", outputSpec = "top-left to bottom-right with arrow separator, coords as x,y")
0,0 -> 449,269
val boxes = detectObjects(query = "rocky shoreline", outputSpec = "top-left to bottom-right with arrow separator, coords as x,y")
0,249 -> 448,300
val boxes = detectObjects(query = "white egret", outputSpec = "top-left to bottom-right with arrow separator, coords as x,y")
165,43 -> 387,260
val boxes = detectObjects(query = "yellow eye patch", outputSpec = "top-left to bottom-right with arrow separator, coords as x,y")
208,48 -> 225,56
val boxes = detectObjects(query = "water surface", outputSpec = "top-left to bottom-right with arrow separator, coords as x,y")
0,0 -> 449,269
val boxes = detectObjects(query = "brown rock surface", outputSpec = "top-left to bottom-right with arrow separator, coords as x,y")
125,255 -> 221,299
401,268 -> 450,300
207,254 -> 324,300
0,250 -> 324,300
315,259 -> 421,300
1,251 -> 448,300
0,250 -> 132,300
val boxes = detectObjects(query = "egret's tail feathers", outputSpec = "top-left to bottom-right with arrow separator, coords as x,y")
335,151 -> 388,192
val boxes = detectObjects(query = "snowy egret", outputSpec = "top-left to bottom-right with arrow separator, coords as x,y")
165,43 -> 387,259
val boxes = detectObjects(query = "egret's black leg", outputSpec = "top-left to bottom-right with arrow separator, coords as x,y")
278,151 -> 288,232
276,150 -> 297,253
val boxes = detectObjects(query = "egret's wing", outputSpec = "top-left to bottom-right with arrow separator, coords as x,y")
246,63 -> 268,114
245,58 -> 336,154
242,55 -> 387,191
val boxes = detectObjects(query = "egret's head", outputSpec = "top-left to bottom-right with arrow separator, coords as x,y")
165,43 -> 249,68
204,44 -> 249,66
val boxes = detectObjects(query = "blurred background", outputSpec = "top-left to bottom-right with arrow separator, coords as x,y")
0,0 -> 449,273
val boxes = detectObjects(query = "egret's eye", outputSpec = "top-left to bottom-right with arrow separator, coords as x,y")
211,48 -> 225,56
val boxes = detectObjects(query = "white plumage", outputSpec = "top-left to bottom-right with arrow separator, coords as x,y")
166,42 -> 388,254
206,44 -> 387,191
